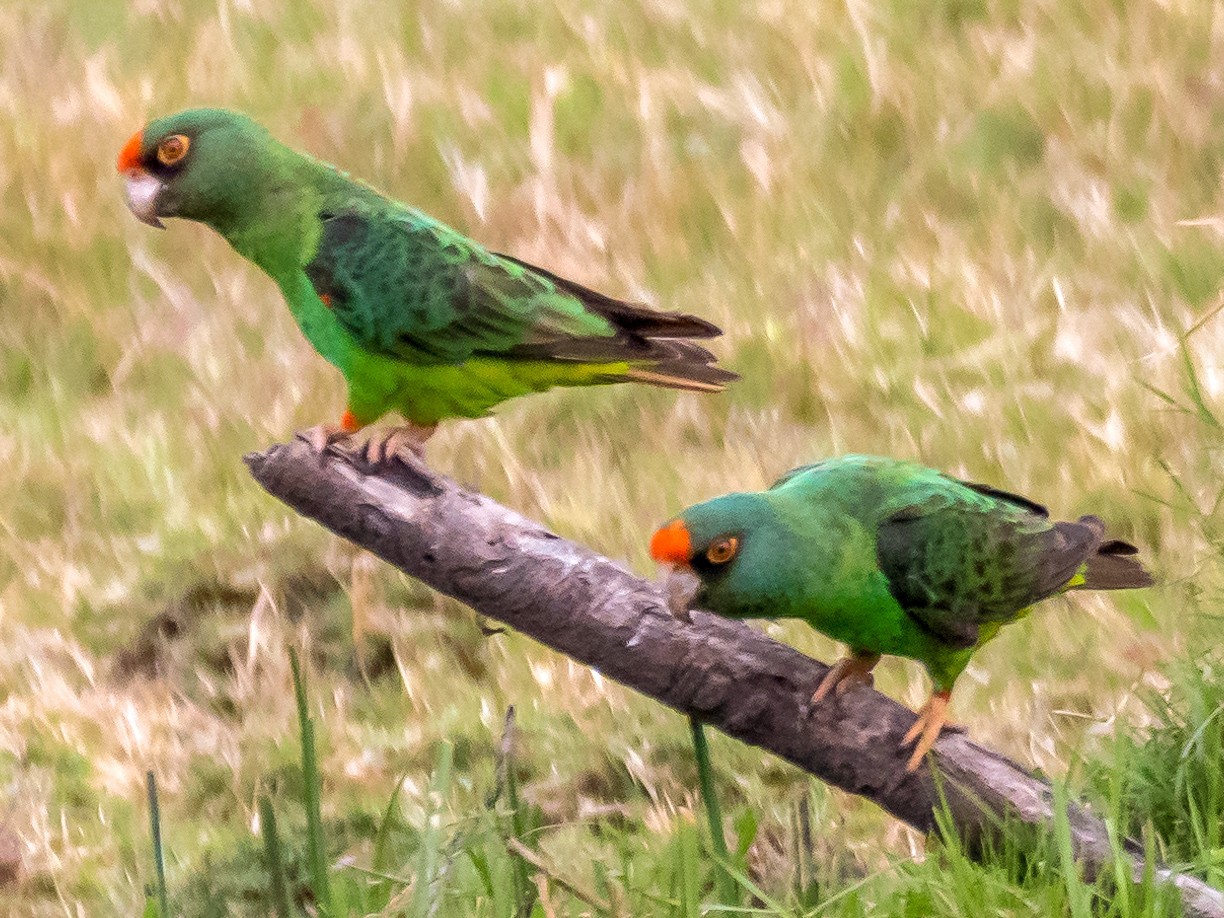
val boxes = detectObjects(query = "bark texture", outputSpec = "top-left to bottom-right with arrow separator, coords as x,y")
245,438 -> 1223,918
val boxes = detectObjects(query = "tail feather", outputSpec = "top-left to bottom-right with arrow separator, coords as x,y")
1067,516 -> 1154,591
619,339 -> 740,392
494,252 -> 723,338
493,251 -> 737,391
1099,538 -> 1140,556
621,365 -> 736,392
1078,551 -> 1154,590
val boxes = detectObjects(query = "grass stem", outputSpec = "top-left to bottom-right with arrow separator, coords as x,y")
259,795 -> 293,918
146,771 -> 170,918
689,716 -> 736,905
290,648 -> 333,917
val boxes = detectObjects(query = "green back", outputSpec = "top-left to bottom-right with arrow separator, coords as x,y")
676,455 -> 1100,655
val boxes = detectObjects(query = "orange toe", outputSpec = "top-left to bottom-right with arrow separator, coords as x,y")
903,690 -> 951,772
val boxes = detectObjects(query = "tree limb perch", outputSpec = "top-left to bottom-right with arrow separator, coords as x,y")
245,438 -> 1224,918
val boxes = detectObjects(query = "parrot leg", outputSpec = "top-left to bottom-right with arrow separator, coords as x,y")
811,651 -> 881,704
901,689 -> 952,772
364,422 -> 438,464
301,410 -> 364,455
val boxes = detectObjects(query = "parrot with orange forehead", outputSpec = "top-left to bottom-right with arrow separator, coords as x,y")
650,455 -> 1152,772
117,108 -> 736,460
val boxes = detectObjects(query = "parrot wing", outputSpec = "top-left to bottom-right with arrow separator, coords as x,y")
304,208 -> 733,380
875,490 -> 1102,649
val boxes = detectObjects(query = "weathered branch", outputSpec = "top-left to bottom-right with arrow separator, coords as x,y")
245,438 -> 1224,918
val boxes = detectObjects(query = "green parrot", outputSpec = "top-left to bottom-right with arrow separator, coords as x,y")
117,108 -> 736,460
650,455 -> 1152,772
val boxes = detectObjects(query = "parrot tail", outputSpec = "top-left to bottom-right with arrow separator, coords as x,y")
621,340 -> 741,392
493,252 -> 739,391
1067,516 -> 1154,591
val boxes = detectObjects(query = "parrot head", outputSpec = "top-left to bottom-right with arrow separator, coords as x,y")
117,108 -> 277,231
650,492 -> 783,622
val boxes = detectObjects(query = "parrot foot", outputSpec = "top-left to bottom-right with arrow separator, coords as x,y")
300,423 -> 359,456
364,423 -> 438,465
901,690 -> 952,772
300,410 -> 364,458
810,652 -> 881,704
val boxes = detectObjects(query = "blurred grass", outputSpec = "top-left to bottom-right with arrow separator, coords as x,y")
1,0 -> 1224,913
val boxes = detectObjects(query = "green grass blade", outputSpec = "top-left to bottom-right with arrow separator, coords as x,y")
1053,783 -> 1092,918
368,773 -> 406,911
290,648 -> 333,917
703,852 -> 792,916
372,777 -> 404,875
500,707 -> 535,914
407,741 -> 454,918
259,794 -> 293,918
689,716 -> 737,906
146,771 -> 170,918
1179,338 -> 1222,431
678,816 -> 701,918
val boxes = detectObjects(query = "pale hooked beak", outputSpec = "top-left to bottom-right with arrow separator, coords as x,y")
661,564 -> 703,623
123,170 -> 165,228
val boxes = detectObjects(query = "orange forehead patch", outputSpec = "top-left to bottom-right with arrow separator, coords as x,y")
117,130 -> 144,173
650,519 -> 692,564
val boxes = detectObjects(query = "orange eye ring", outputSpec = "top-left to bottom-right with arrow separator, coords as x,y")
156,134 -> 190,166
706,536 -> 739,565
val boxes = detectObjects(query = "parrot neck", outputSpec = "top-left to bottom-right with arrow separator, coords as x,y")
209,154 -> 362,372
208,152 -> 344,281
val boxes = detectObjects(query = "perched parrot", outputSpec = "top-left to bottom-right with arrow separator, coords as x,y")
117,108 -> 736,460
649,455 -> 1152,772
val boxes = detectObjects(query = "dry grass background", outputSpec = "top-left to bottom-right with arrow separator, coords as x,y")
2,0 -> 1224,913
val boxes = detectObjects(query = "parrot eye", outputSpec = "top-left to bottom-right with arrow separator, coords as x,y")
156,134 -> 190,167
706,536 -> 739,565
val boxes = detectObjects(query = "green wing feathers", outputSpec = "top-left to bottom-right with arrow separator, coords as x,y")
304,208 -> 738,390
876,486 -> 1152,649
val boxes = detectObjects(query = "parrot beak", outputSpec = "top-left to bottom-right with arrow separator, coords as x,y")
122,169 -> 165,228
660,564 -> 703,623
117,131 -> 164,228
650,519 -> 700,622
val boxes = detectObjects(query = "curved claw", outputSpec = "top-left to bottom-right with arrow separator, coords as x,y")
902,690 -> 952,772
299,410 -> 364,459
300,423 -> 357,456
811,653 -> 880,705
364,423 -> 437,465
